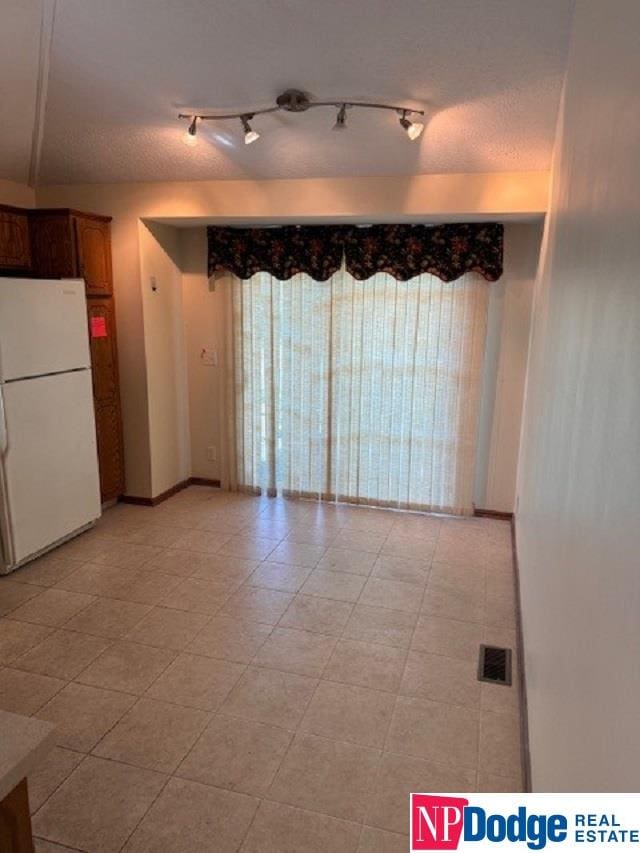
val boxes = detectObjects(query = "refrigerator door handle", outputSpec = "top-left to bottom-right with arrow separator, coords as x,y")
0,386 -> 7,455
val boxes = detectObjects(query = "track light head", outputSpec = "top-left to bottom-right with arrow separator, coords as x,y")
399,110 -> 424,142
183,116 -> 198,146
333,104 -> 347,131
241,115 -> 260,145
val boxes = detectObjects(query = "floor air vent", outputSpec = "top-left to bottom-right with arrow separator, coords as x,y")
478,645 -> 512,686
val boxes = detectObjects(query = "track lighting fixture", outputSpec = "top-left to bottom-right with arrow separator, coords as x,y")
399,110 -> 424,141
183,116 -> 198,146
333,103 -> 347,131
178,89 -> 424,148
241,115 -> 260,145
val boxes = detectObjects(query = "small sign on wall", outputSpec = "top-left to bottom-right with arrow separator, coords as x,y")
91,316 -> 108,338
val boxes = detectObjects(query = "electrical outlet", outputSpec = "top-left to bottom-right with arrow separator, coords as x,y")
206,445 -> 217,462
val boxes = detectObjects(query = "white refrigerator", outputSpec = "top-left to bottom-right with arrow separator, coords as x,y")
0,278 -> 101,574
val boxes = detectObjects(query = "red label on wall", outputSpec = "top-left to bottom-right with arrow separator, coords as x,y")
91,316 -> 107,338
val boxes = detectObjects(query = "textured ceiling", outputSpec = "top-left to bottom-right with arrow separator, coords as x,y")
33,0 -> 575,184
0,0 -> 41,183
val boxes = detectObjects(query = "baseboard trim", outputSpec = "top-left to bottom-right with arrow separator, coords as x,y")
120,477 -> 221,507
510,516 -> 532,792
474,507 -> 514,521
189,477 -> 222,488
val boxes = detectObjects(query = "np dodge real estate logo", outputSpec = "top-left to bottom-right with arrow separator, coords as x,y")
410,794 -> 640,851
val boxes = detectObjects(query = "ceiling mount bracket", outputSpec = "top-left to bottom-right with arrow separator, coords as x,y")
275,89 -> 311,112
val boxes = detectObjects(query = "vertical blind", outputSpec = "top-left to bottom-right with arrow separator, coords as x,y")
223,266 -> 489,515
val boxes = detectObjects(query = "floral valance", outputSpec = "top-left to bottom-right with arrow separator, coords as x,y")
207,222 -> 503,283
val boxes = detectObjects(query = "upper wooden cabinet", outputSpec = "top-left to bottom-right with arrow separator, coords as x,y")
29,209 -> 113,294
0,206 -> 31,270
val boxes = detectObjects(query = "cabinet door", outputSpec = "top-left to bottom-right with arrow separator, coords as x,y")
75,216 -> 113,295
87,298 -> 125,500
0,209 -> 31,269
30,213 -> 76,278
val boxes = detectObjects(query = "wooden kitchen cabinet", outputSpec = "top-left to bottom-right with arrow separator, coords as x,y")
0,205 -> 31,271
0,205 -> 125,502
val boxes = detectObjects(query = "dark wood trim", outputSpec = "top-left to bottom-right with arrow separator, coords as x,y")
29,207 -> 112,222
120,477 -> 221,507
510,516 -> 532,792
474,507 -> 514,521
0,778 -> 35,853
120,479 -> 191,507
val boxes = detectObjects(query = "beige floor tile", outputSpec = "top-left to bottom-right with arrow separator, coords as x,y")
253,627 -> 337,677
0,667 -> 65,715
479,710 -> 522,779
248,561 -> 312,593
386,696 -> 479,770
400,651 -> 481,708
0,580 -> 45,617
93,697 -> 210,772
484,574 -> 517,629
28,747 -> 84,813
7,588 -> 95,627
412,615 -> 483,660
241,800 -> 361,853
34,839 -> 71,852
186,615 -> 272,663
122,777 -> 258,853
390,514 -> 441,540
124,606 -> 209,650
147,653 -> 244,711
108,571 -> 183,606
317,548 -> 377,576
33,755 -> 166,853
189,554 -> 258,585
63,597 -> 152,639
324,639 -> 407,692
343,605 -> 416,649
285,526 -> 339,546
9,555 -> 79,588
221,586 -> 293,624
477,771 -> 523,792
300,569 -> 366,603
279,594 -> 353,636
160,577 -> 231,614
266,540 -> 327,568
48,530 -> 113,563
366,751 -> 476,834
13,629 -> 111,680
381,536 -> 436,562
268,732 -> 380,822
0,619 -> 53,665
218,535 -> 281,561
221,665 -> 317,729
54,563 -> 138,597
341,510 -> 396,534
90,541 -> 165,570
301,681 -> 395,748
120,522 -> 189,548
76,641 -> 176,695
481,679 -> 520,716
422,563 -> 485,623
170,528 -> 233,554
332,530 -> 387,553
142,548 -> 205,577
37,682 -> 136,751
358,827 -> 409,853
359,577 -> 424,613
177,713 -> 293,796
372,554 -> 431,586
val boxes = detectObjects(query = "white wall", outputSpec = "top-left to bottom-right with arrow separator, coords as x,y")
516,0 -> 640,791
475,223 -> 542,512
139,222 -> 190,496
0,179 -> 35,207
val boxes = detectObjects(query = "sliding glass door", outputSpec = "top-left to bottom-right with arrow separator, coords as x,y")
226,266 -> 488,515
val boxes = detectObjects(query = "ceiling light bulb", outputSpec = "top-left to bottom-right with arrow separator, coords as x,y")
241,115 -> 260,145
183,117 -> 198,146
407,121 -> 424,141
333,104 -> 347,131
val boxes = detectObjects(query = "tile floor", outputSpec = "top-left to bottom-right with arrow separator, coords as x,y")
0,486 -> 522,852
